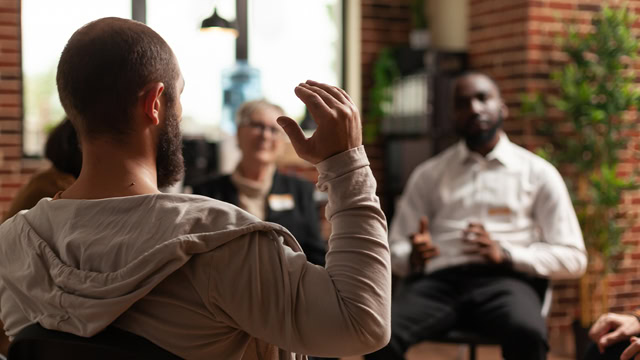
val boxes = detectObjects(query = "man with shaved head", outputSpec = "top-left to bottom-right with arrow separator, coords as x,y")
366,72 -> 587,360
0,17 -> 390,359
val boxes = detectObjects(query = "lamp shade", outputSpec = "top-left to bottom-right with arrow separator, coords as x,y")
201,7 -> 238,36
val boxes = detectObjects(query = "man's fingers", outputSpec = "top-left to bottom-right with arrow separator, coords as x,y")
305,80 -> 349,104
419,216 -> 429,234
463,231 -> 490,246
277,116 -> 308,156
294,84 -> 332,119
413,241 -> 436,252
466,226 -> 486,236
589,316 -> 613,342
599,328 -> 626,349
413,245 -> 439,261
421,247 -> 439,259
299,82 -> 341,110
464,228 -> 485,236
336,85 -> 355,105
411,231 -> 431,244
462,243 -> 481,254
621,338 -> 640,360
306,79 -> 356,106
467,222 -> 485,229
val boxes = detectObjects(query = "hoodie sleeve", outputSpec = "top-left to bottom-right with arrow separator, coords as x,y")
206,146 -> 391,358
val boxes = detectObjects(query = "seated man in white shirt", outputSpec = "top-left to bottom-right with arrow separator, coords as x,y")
365,72 -> 587,360
0,17 -> 390,360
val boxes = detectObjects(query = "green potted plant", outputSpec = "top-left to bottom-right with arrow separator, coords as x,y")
522,5 -> 640,357
364,47 -> 400,144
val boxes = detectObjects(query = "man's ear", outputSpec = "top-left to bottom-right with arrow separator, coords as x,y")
143,83 -> 165,126
500,101 -> 509,120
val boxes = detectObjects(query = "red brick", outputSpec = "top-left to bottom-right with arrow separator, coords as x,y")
0,24 -> 18,39
0,1 -> 19,11
0,39 -> 18,52
549,2 -> 576,10
0,93 -> 19,105
0,65 -> 21,78
0,78 -> 18,92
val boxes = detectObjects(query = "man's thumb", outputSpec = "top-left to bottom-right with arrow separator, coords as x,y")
277,116 -> 307,150
419,216 -> 429,234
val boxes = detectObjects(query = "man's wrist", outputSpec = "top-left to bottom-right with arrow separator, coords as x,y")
629,309 -> 640,324
315,146 -> 368,187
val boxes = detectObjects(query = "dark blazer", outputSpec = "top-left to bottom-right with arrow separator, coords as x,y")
192,171 -> 327,266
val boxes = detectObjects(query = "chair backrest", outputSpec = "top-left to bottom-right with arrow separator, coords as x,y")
526,277 -> 552,318
540,283 -> 553,318
7,323 -> 182,360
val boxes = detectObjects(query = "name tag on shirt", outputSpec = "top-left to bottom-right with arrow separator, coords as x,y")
488,206 -> 513,216
268,194 -> 295,211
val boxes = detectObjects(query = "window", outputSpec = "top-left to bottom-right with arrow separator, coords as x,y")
22,0 -> 343,154
21,0 -> 131,155
248,0 -> 343,122
146,0 -> 237,138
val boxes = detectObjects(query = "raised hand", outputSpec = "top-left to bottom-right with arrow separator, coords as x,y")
589,313 -> 640,354
462,223 -> 505,264
409,216 -> 439,272
276,80 -> 362,164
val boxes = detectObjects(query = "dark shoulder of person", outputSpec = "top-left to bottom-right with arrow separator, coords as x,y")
271,172 -> 315,196
191,174 -> 235,202
269,172 -> 319,231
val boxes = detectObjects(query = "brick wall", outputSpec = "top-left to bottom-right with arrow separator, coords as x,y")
469,0 -> 640,356
0,0 -> 44,220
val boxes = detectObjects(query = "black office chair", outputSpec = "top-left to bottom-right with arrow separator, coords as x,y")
7,323 -> 182,360
428,279 -> 553,360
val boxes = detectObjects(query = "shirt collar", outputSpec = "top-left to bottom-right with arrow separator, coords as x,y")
456,132 -> 518,168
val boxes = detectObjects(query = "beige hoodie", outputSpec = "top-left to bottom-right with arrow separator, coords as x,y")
0,147 -> 390,360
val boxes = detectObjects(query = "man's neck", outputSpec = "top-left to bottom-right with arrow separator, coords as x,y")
60,139 -> 160,200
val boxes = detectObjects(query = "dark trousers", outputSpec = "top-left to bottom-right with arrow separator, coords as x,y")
584,341 -> 629,360
365,265 -> 549,360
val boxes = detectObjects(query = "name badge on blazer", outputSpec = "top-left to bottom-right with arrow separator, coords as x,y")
268,194 -> 295,211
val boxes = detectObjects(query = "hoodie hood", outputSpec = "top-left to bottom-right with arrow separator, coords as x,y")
0,193 -> 297,338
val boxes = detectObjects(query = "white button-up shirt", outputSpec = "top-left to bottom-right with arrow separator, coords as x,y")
390,133 -> 587,279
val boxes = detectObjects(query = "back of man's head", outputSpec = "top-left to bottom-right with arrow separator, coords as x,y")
56,17 -> 178,142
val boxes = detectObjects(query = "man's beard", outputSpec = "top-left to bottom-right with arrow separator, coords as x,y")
458,113 -> 503,150
156,106 -> 185,189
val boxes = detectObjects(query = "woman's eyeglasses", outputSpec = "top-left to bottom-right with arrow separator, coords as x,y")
241,121 -> 284,137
